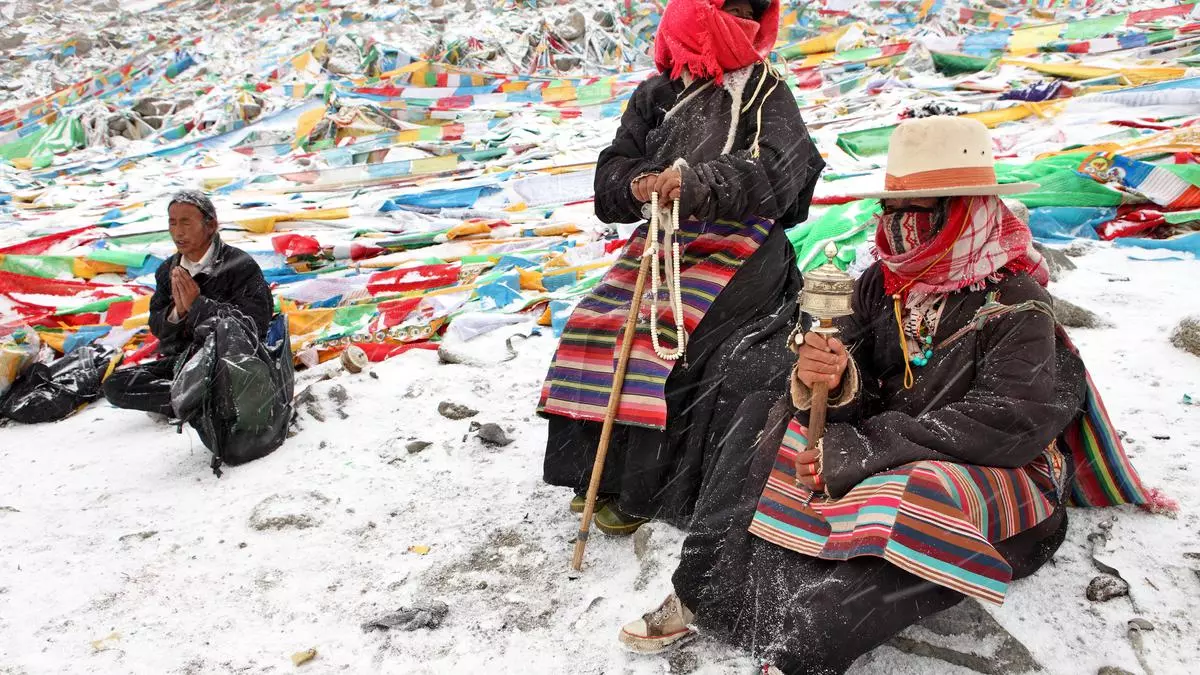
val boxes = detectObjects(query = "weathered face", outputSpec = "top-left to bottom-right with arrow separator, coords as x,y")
168,202 -> 216,262
881,197 -> 940,213
722,0 -> 757,20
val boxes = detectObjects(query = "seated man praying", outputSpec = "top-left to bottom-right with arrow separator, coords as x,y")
103,191 -> 273,417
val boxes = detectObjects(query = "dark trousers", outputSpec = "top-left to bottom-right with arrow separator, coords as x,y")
102,358 -> 176,417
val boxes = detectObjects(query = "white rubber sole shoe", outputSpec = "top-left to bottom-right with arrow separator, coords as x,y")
617,594 -> 697,655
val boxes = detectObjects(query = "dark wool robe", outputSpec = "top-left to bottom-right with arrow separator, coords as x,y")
671,267 -> 1086,673
541,64 -> 825,523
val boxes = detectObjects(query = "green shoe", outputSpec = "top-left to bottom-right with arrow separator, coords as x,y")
569,494 -> 612,514
595,503 -> 649,536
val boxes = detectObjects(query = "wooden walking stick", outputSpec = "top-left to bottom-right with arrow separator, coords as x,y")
571,194 -> 670,571
793,243 -> 855,482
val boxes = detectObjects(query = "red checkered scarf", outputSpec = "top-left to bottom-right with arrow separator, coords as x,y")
875,196 -> 1049,303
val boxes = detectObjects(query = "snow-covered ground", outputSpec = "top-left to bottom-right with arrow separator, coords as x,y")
1,244 -> 1198,674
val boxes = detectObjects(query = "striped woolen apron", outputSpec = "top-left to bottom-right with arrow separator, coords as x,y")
748,416 -> 1066,605
538,217 -> 772,429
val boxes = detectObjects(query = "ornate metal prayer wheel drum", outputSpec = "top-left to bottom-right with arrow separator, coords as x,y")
798,243 -> 854,333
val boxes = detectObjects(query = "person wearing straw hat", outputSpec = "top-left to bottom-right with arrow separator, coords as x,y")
616,116 -> 1153,671
537,0 -> 825,535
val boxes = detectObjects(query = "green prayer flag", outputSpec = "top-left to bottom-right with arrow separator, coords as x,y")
931,51 -> 996,76
1063,13 -> 1128,40
787,200 -> 881,272
87,249 -> 150,267
836,125 -> 895,159
0,255 -> 75,279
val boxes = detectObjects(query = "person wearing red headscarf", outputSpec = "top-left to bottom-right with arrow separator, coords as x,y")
538,0 -> 825,536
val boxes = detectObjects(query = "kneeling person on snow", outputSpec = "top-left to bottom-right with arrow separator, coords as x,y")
616,117 -> 1153,673
103,191 -> 273,418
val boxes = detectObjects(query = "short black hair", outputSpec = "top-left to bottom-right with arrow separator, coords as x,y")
748,0 -> 771,19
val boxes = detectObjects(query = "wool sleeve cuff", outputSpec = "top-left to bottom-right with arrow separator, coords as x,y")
790,358 -> 860,411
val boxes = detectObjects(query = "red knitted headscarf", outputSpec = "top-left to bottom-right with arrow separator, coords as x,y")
653,0 -> 780,85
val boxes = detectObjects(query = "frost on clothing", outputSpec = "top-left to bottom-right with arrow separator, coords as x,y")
148,236 -> 274,357
538,64 -> 823,522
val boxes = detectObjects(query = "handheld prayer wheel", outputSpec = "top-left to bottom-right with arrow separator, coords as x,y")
794,243 -> 854,488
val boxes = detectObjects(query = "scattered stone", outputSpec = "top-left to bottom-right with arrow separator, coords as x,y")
1033,242 -> 1076,282
1052,296 -> 1108,329
553,55 -> 583,71
1097,668 -> 1136,675
891,600 -> 1042,675
1127,618 -> 1154,632
1170,316 -> 1200,357
369,371 -> 380,380
0,32 -> 27,51
248,491 -> 331,531
118,530 -> 158,543
407,440 -> 433,454
438,400 -> 478,420
362,600 -> 449,632
295,386 -> 326,422
1087,574 -> 1130,602
633,523 -> 654,560
593,9 -> 615,28
555,8 -> 587,41
1183,552 -> 1200,560
328,384 -> 350,405
238,542 -> 248,549
1064,241 -> 1093,258
476,423 -> 513,447
291,648 -> 318,666
667,650 -> 700,674
0,506 -> 19,513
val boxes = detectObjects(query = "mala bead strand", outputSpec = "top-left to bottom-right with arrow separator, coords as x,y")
646,193 -> 687,361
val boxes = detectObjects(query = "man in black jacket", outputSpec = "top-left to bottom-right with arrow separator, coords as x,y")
103,191 -> 273,417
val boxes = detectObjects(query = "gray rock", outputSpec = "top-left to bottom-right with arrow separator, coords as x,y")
667,650 -> 699,674
0,32 -> 27,50
118,530 -> 157,543
553,55 -> 583,71
1087,574 -> 1130,602
438,401 -> 478,420
1097,668 -> 1136,675
593,9 -> 615,28
1052,296 -> 1108,329
295,386 -> 326,422
248,491 -> 331,531
1127,618 -> 1154,632
633,523 -> 654,560
1033,242 -> 1076,282
362,600 -> 449,632
1170,316 -> 1200,357
555,8 -> 587,41
406,440 -> 432,454
327,384 -> 350,419
1004,199 -> 1030,225
1064,241 -> 1093,258
890,600 -> 1043,674
476,423 -> 513,447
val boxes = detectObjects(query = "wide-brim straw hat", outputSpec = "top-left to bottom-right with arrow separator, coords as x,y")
848,116 -> 1039,200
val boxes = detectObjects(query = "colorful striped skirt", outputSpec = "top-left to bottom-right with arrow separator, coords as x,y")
748,416 -> 1067,605
538,217 -> 772,430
